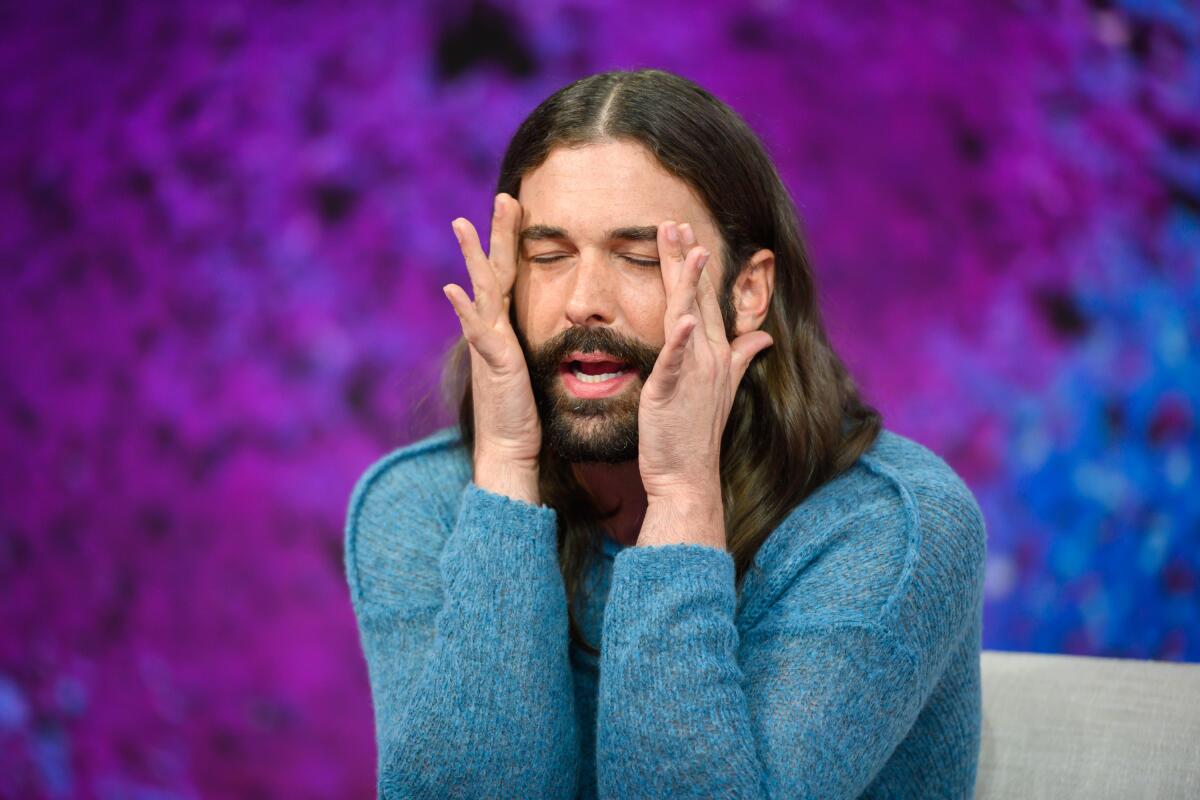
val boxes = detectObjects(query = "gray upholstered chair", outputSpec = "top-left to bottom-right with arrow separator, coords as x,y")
975,650 -> 1200,799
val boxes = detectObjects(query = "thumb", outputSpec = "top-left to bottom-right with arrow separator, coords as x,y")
444,284 -> 509,371
729,330 -> 774,386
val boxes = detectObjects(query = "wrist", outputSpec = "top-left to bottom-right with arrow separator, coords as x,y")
474,453 -> 540,506
644,476 -> 722,516
639,489 -> 726,550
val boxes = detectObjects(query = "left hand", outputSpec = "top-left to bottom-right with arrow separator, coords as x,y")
636,220 -> 774,547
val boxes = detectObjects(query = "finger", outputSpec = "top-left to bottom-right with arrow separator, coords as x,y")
678,222 -> 696,250
678,223 -> 712,315
679,221 -> 709,309
488,193 -> 520,292
729,330 -> 774,386
442,283 -> 484,340
657,220 -> 687,291
695,257 -> 727,343
665,247 -> 706,334
648,314 -> 698,398
443,283 -> 509,369
451,218 -> 501,320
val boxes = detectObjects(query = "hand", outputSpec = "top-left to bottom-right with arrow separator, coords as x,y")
635,220 -> 774,546
443,194 -> 541,504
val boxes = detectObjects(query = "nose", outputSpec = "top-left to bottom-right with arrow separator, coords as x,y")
563,250 -> 617,328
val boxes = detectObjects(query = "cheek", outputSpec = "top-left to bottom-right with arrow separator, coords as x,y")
623,272 -> 668,346
512,268 -> 559,338
513,267 -> 529,310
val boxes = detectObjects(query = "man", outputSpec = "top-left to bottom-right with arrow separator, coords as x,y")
345,69 -> 986,799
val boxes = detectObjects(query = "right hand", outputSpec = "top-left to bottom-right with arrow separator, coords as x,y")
443,193 -> 542,502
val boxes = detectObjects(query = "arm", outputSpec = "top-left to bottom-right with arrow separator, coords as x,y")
348,191 -> 578,795
346,460 -> 578,799
595,543 -> 924,799
595,465 -> 987,799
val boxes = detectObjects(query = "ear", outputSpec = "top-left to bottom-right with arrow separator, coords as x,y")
732,248 -> 775,336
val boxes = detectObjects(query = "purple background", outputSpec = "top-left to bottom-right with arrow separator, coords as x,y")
2,0 -> 1197,796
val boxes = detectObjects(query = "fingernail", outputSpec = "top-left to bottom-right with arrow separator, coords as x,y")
697,250 -> 710,268
451,220 -> 462,242
666,223 -> 679,242
493,195 -> 503,217
680,224 -> 695,245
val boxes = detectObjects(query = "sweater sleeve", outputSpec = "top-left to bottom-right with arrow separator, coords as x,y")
595,544 -> 928,800
345,468 -> 579,800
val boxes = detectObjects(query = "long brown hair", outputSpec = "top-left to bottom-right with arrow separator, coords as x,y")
443,69 -> 881,655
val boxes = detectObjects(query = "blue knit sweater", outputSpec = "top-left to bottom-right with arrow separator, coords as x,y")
344,426 -> 986,799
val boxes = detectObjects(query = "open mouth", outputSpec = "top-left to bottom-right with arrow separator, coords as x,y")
558,352 -> 637,397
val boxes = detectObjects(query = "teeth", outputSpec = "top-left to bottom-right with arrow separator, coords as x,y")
573,370 -> 625,383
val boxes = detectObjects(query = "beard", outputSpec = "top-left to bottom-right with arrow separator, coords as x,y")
516,325 -> 661,464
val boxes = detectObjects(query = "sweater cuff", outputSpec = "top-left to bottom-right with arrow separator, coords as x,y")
441,483 -> 559,572
460,481 -> 556,530
602,544 -> 737,653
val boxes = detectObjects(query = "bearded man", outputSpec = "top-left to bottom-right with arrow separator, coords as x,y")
345,68 -> 987,799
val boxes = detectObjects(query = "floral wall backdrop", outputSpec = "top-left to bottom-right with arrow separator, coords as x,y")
1,0 -> 1197,796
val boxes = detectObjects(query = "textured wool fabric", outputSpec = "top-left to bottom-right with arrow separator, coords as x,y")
344,426 -> 987,799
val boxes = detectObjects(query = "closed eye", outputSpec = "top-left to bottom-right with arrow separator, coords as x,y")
529,255 -> 660,268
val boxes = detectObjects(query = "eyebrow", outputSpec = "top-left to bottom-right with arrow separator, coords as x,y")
519,224 -> 660,244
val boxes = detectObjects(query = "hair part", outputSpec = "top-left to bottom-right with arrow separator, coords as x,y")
444,68 -> 881,655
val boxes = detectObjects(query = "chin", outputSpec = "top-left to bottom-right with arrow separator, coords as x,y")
543,408 -> 640,464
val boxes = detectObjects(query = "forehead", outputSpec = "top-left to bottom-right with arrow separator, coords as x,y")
517,140 -> 714,238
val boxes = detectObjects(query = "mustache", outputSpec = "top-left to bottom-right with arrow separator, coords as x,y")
522,326 -> 660,384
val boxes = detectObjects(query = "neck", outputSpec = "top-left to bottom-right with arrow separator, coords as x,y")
571,460 -> 646,547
